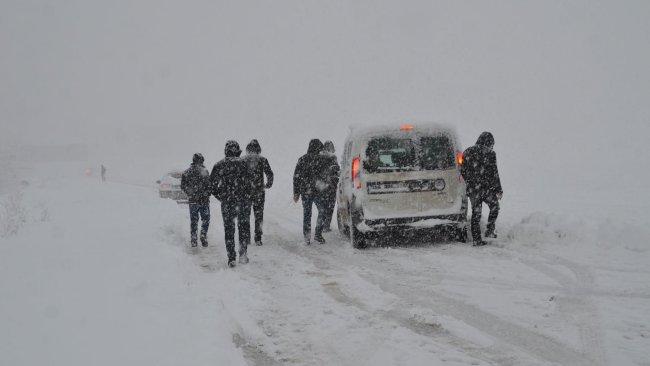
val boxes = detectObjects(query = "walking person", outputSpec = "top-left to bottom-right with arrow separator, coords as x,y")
293,139 -> 329,244
210,141 -> 253,267
461,132 -> 503,246
101,164 -> 106,182
243,139 -> 274,246
181,153 -> 212,247
321,141 -> 340,232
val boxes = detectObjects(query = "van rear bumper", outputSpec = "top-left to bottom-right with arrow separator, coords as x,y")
362,213 -> 466,231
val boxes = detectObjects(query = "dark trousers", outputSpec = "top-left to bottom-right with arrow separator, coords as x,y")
302,194 -> 326,240
469,193 -> 500,242
250,190 -> 265,242
189,203 -> 210,242
221,200 -> 251,262
323,189 -> 336,229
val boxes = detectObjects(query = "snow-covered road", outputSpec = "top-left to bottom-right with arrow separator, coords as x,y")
201,211 -> 618,366
1,165 -> 649,365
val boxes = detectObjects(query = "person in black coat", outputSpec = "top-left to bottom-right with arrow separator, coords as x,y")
321,141 -> 340,232
461,132 -> 503,246
243,139 -> 274,246
293,139 -> 329,244
181,153 -> 212,247
210,141 -> 254,267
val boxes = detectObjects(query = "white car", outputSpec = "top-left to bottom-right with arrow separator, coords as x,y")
336,123 -> 468,248
157,171 -> 188,201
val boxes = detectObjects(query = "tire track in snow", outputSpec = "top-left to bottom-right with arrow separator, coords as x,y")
238,235 -> 390,366
268,212 -> 599,366
519,255 -> 608,366
263,230 -> 517,366
204,214 -> 498,365
397,233 -> 610,366
267,216 -> 535,365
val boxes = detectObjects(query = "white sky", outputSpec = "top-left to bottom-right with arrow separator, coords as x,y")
2,0 -> 649,195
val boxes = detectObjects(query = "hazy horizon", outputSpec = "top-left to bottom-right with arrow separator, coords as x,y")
3,0 -> 649,200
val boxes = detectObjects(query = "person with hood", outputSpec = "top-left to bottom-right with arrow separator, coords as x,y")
461,132 -> 503,246
210,141 -> 254,267
293,139 -> 329,244
321,141 -> 340,232
181,153 -> 212,247
243,139 -> 274,246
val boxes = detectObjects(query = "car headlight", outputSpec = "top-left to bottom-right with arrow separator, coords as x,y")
434,179 -> 445,191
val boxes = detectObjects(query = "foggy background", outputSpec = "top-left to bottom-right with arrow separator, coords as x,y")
2,0 -> 649,215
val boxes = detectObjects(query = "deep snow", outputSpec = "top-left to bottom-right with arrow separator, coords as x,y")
1,161 -> 649,366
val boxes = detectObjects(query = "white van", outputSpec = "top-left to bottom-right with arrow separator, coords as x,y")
336,124 -> 468,248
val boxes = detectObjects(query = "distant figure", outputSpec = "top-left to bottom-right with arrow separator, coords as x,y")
181,153 -> 212,247
320,141 -> 340,232
243,139 -> 274,246
293,139 -> 329,244
210,141 -> 254,267
101,164 -> 106,182
461,132 -> 503,246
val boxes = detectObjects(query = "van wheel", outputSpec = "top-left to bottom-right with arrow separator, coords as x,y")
337,209 -> 350,238
350,210 -> 366,249
455,225 -> 468,243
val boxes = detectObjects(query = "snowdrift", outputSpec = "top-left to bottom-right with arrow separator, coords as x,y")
505,212 -> 650,253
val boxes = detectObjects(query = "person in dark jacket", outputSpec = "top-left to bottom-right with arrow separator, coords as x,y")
243,139 -> 274,246
210,141 -> 254,267
293,139 -> 329,244
461,132 -> 503,246
321,141 -> 340,232
181,153 -> 212,247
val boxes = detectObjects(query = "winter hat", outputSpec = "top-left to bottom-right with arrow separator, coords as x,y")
323,141 -> 335,154
192,153 -> 204,164
246,139 -> 262,154
307,139 -> 324,154
224,140 -> 242,157
476,132 -> 495,148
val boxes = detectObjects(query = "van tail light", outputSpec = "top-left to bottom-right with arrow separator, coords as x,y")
351,156 -> 361,189
458,152 -> 465,183
160,184 -> 170,189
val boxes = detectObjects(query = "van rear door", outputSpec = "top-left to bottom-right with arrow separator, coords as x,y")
418,133 -> 462,214
362,134 -> 460,220
362,136 -> 420,219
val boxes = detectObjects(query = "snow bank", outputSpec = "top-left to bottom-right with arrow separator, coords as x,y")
505,212 -> 650,252
0,164 -> 247,366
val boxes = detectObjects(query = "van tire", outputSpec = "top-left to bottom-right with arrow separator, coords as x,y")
337,208 -> 350,238
455,225 -> 468,243
350,209 -> 366,249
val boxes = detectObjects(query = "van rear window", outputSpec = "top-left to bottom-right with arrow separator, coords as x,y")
420,135 -> 455,170
365,137 -> 416,172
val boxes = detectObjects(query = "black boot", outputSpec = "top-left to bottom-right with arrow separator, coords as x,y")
473,240 -> 487,246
